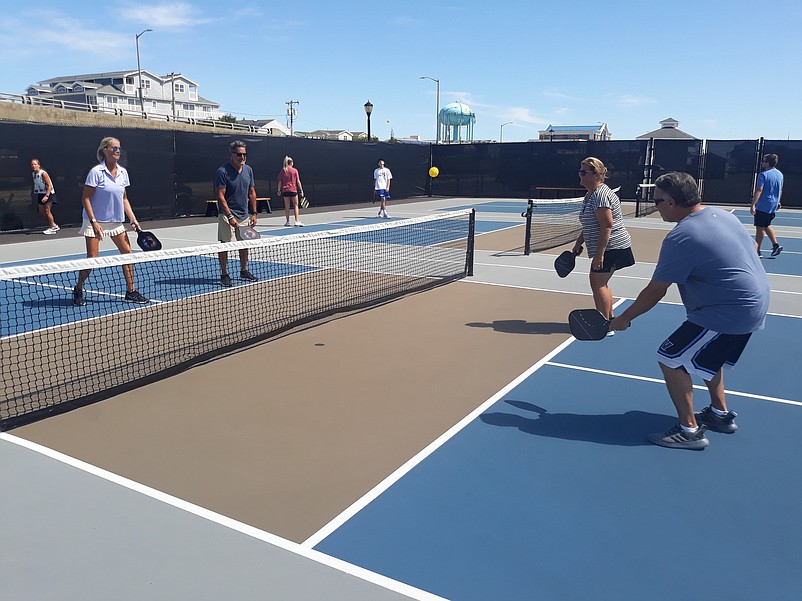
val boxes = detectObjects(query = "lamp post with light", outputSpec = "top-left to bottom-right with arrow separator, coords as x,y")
364,101 -> 373,141
500,121 -> 513,142
135,28 -> 153,113
419,76 -> 440,144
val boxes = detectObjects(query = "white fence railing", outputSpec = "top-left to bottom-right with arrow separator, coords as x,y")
0,92 -> 265,134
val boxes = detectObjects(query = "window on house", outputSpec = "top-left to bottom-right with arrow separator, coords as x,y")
125,77 -> 134,85
174,83 -> 185,94
189,85 -> 198,99
56,86 -> 67,93
74,85 -> 84,92
183,104 -> 194,111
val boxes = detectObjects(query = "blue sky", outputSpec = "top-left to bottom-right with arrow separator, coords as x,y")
1,0 -> 800,142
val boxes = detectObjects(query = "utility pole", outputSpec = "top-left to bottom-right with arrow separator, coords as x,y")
135,29 -> 153,114
286,100 -> 299,136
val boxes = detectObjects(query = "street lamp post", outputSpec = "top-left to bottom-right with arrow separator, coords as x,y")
364,100 -> 373,141
500,121 -> 513,142
419,76 -> 440,144
135,28 -> 153,114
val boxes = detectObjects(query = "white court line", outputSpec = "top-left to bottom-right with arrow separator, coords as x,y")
545,361 -> 802,407
0,433 -> 449,601
302,333 -> 580,549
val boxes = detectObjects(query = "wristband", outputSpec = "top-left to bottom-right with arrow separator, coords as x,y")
249,211 -> 257,216
89,218 -> 97,224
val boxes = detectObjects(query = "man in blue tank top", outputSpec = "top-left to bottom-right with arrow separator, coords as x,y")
610,172 -> 770,450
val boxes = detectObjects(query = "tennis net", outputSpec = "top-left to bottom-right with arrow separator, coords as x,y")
523,197 -> 584,254
522,186 -> 622,254
1,209 -> 475,429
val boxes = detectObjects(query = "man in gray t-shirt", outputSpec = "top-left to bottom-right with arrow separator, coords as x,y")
214,140 -> 258,287
610,172 -> 770,450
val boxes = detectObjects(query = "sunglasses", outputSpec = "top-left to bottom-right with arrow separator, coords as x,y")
578,170 -> 595,176
234,152 -> 247,157
108,146 -> 121,152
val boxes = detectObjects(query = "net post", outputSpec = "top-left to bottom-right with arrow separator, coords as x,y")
523,199 -> 533,255
466,208 -> 475,276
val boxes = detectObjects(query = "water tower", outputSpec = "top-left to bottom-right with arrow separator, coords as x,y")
439,101 -> 476,143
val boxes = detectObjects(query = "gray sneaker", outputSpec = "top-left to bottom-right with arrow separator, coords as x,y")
771,244 -> 783,257
72,286 -> 85,307
647,424 -> 709,450
220,273 -> 232,287
695,406 -> 738,433
239,269 -> 257,282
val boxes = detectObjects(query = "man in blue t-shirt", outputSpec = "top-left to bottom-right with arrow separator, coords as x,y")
214,140 -> 259,287
610,172 -> 770,450
751,153 -> 783,257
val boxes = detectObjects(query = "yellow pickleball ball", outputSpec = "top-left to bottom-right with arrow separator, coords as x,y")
428,166 -> 440,178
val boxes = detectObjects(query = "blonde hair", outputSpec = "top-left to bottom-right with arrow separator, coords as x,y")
97,137 -> 119,163
581,157 -> 608,180
283,155 -> 293,169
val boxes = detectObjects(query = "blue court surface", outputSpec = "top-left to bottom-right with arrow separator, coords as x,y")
314,302 -> 802,601
259,218 -> 516,237
732,208 -> 802,228
0,256 -> 316,337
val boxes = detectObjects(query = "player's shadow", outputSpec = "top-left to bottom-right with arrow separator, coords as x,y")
479,399 -> 677,446
466,320 -> 571,335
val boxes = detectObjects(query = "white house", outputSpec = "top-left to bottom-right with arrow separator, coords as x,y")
25,70 -> 222,120
238,119 -> 291,137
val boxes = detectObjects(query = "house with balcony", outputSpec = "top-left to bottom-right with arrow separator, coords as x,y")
25,70 -> 222,120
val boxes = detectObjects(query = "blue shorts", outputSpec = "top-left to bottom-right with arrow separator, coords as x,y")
375,189 -> 391,200
657,321 -> 752,381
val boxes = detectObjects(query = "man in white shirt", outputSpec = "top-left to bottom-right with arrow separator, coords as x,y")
374,159 -> 393,218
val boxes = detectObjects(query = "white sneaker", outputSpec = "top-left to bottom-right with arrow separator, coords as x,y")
382,211 -> 390,219
294,221 -> 304,227
43,227 -> 57,235
284,221 -> 292,227
52,225 -> 60,232
378,210 -> 383,218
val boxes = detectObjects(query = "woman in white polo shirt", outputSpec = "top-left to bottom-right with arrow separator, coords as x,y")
72,136 -> 148,307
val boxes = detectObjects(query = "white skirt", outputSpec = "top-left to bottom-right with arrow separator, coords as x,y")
80,220 -> 126,238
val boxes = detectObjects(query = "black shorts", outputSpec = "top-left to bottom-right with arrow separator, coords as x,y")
590,247 -> 635,273
35,193 -> 57,206
657,321 -> 752,381
282,191 -> 298,198
754,210 -> 775,228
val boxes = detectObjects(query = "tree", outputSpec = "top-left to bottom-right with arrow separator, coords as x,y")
218,114 -> 238,124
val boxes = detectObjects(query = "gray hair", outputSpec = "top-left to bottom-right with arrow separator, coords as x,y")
654,172 -> 701,208
229,140 -> 247,153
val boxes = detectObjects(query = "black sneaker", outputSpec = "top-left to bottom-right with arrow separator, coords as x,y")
647,424 -> 709,450
240,269 -> 257,282
771,244 -> 783,257
695,406 -> 738,433
124,290 -> 149,304
221,273 -> 232,287
72,286 -> 85,307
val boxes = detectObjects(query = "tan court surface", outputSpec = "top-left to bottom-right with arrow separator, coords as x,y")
16,279 -> 597,543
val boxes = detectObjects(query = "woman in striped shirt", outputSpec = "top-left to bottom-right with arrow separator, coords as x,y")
571,157 -> 635,322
